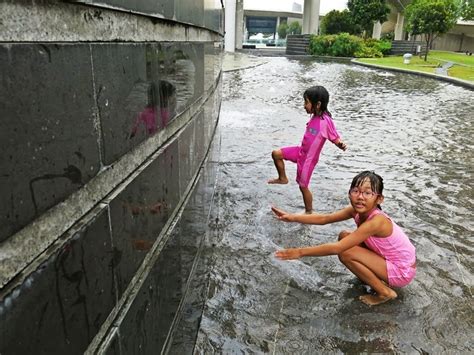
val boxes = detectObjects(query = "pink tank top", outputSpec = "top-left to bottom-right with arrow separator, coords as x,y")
354,209 -> 416,268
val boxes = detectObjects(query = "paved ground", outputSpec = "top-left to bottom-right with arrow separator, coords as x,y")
194,55 -> 474,353
222,51 -> 268,72
225,50 -> 474,89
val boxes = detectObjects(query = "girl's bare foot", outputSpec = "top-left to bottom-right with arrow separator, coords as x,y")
268,178 -> 288,184
359,289 -> 397,306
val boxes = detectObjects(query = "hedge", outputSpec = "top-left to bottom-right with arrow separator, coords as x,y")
308,33 -> 392,58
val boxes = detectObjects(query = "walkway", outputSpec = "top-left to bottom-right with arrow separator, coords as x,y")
223,51 -> 268,72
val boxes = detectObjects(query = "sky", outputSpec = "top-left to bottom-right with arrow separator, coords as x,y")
320,0 -> 347,14
244,0 -> 348,15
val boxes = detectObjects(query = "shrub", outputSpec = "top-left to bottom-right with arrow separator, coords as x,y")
354,45 -> 383,58
308,33 -> 391,58
364,38 -> 391,55
277,23 -> 288,39
309,33 -> 362,57
309,34 -> 336,56
288,21 -> 302,35
329,33 -> 363,57
376,39 -> 392,55
381,31 -> 394,41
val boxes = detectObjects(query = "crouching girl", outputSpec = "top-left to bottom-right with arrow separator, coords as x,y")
273,171 -> 416,306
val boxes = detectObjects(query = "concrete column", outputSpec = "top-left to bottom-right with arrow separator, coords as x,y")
275,16 -> 280,39
235,0 -> 244,49
244,16 -> 248,42
394,12 -> 405,40
302,0 -> 311,34
303,0 -> 320,35
372,21 -> 382,39
225,0 -> 236,52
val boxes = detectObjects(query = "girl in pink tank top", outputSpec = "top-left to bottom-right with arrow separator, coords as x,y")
273,171 -> 416,306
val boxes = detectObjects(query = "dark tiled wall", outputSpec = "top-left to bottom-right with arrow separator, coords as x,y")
0,41 -> 215,242
95,42 -> 205,165
167,135 -> 220,354
114,126 -> 220,354
0,44 -> 101,241
0,88 -> 221,354
1,2 -> 223,352
0,209 -> 116,353
109,139 -> 180,298
71,0 -> 223,32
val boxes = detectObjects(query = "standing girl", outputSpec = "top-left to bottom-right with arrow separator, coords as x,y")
268,85 -> 347,213
273,171 -> 416,306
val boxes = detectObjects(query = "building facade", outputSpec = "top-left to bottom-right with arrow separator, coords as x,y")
381,0 -> 474,52
0,0 -> 224,353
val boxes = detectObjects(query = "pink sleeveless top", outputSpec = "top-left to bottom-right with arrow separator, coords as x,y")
354,209 -> 416,268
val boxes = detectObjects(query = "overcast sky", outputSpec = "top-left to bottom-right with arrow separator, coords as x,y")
320,0 -> 347,14
244,0 -> 348,15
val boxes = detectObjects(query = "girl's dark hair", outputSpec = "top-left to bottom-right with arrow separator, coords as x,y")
350,171 -> 384,209
303,85 -> 330,116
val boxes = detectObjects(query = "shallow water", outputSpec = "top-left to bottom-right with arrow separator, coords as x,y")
195,57 -> 473,353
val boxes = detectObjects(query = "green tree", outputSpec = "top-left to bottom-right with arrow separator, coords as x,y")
459,0 -> 474,20
277,22 -> 288,39
320,9 -> 361,35
288,21 -> 302,35
347,0 -> 390,37
405,0 -> 459,60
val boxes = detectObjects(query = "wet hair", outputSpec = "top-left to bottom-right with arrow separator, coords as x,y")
146,82 -> 157,107
158,80 -> 176,108
350,171 -> 384,209
303,85 -> 330,116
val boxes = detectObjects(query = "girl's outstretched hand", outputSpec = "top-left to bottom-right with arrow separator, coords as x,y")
336,140 -> 347,151
271,206 -> 294,222
275,248 -> 302,260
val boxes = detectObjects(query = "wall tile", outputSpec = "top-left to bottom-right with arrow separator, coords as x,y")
0,44 -> 100,242
109,140 -> 180,297
0,209 -> 115,354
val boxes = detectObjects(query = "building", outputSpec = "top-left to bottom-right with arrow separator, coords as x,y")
226,0 -> 474,53
225,0 -> 321,51
380,0 -> 474,52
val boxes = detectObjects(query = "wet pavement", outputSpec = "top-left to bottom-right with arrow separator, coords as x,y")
222,52 -> 268,72
195,55 -> 473,353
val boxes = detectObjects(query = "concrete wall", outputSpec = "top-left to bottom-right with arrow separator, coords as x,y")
431,32 -> 474,52
411,30 -> 474,52
431,22 -> 474,52
0,0 -> 223,353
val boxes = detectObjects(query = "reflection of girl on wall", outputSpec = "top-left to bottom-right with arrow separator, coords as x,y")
158,80 -> 176,128
130,82 -> 157,138
129,80 -> 176,138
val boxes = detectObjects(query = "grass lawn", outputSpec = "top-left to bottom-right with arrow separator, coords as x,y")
429,50 -> 474,66
356,50 -> 474,82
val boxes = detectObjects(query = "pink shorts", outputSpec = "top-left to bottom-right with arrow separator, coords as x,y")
387,261 -> 416,287
281,146 -> 313,188
281,146 -> 299,163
